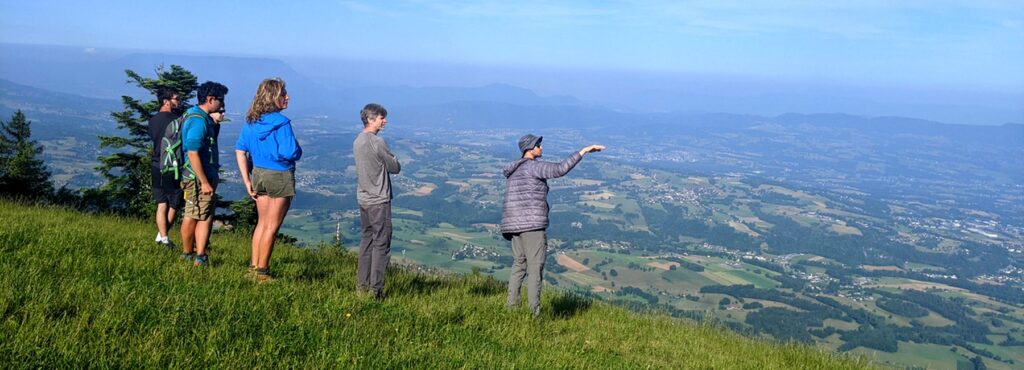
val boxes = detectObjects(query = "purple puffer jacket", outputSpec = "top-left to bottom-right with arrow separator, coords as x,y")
500,152 -> 583,238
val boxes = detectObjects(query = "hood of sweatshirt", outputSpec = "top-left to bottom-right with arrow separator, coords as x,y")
503,158 -> 531,178
253,112 -> 290,140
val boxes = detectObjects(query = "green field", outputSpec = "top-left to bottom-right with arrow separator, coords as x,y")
851,342 -> 984,370
0,201 -> 874,368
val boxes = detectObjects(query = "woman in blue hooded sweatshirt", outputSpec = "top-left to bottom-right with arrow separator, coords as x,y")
235,78 -> 302,282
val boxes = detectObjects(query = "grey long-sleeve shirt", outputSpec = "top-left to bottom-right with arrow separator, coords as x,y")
353,131 -> 401,206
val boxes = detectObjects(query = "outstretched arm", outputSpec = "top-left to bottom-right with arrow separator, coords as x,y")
534,144 -> 606,179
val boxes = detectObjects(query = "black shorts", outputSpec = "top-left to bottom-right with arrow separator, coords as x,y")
151,165 -> 184,209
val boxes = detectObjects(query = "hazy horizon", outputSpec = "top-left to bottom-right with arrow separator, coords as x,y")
1,41 -> 1021,126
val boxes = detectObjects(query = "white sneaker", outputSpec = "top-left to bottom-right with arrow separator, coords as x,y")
155,233 -> 163,243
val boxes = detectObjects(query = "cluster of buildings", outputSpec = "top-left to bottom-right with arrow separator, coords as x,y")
572,239 -> 632,250
450,243 -> 500,261
976,265 -> 1024,285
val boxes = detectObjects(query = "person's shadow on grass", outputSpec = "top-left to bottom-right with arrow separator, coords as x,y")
549,292 -> 592,319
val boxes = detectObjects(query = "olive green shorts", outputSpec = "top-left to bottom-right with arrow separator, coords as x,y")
181,179 -> 217,220
252,167 -> 296,198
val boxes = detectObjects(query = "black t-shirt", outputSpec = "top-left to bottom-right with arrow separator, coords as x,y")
149,112 -> 178,165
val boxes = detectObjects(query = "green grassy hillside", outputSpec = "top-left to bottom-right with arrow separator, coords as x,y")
0,201 -> 873,368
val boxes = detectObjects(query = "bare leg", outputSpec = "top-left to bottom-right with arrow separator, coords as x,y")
181,217 -> 197,254
257,197 -> 291,269
167,207 -> 177,232
252,197 -> 272,267
195,218 -> 213,257
156,202 -> 169,238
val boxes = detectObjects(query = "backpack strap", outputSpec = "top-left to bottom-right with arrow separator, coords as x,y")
178,112 -> 208,179
179,112 -> 207,137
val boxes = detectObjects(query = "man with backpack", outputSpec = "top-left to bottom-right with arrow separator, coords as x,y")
179,81 -> 228,266
148,88 -> 183,249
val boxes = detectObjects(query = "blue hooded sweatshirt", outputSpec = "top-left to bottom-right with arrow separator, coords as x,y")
235,112 -> 302,171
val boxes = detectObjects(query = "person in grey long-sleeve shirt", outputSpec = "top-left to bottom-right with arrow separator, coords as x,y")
353,103 -> 400,299
501,133 -> 604,317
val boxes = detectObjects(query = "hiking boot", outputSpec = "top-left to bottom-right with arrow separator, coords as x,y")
254,268 -> 274,284
355,285 -> 370,295
193,254 -> 209,267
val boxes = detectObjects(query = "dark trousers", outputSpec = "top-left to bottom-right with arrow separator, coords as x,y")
357,202 -> 392,294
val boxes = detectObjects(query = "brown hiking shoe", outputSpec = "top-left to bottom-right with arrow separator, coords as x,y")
254,268 -> 274,284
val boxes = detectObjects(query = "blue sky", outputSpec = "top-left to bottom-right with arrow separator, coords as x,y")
1,0 -> 1022,93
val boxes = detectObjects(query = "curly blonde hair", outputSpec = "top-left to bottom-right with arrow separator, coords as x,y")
246,77 -> 287,123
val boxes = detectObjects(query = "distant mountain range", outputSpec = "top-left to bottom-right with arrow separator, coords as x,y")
0,43 -> 579,121
3,43 -> 1021,126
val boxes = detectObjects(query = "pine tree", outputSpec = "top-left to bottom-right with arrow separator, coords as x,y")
93,65 -> 197,216
0,110 -> 53,199
227,198 -> 258,235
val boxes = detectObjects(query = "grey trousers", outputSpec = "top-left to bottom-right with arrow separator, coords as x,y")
507,230 -> 547,315
357,202 -> 392,294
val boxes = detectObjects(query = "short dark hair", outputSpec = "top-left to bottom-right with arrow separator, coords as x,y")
156,88 -> 178,105
197,81 -> 228,105
360,103 -> 387,126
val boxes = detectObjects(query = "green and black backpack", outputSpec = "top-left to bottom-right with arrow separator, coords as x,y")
158,111 -> 205,181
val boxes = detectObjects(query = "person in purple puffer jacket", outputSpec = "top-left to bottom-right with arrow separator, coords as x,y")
501,133 -> 604,317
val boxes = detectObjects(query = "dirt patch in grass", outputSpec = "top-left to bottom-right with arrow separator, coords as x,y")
573,179 -> 604,186
556,253 -> 590,272
591,285 -> 611,293
728,221 -> 760,237
410,183 -> 437,196
439,231 -> 472,243
445,180 -> 470,190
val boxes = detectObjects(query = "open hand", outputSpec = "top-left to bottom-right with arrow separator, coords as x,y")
580,144 -> 606,156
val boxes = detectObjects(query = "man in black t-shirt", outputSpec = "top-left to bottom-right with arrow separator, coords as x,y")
149,88 -> 183,248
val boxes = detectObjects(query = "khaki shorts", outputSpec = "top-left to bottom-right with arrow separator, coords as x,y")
252,167 -> 296,198
181,179 -> 217,220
